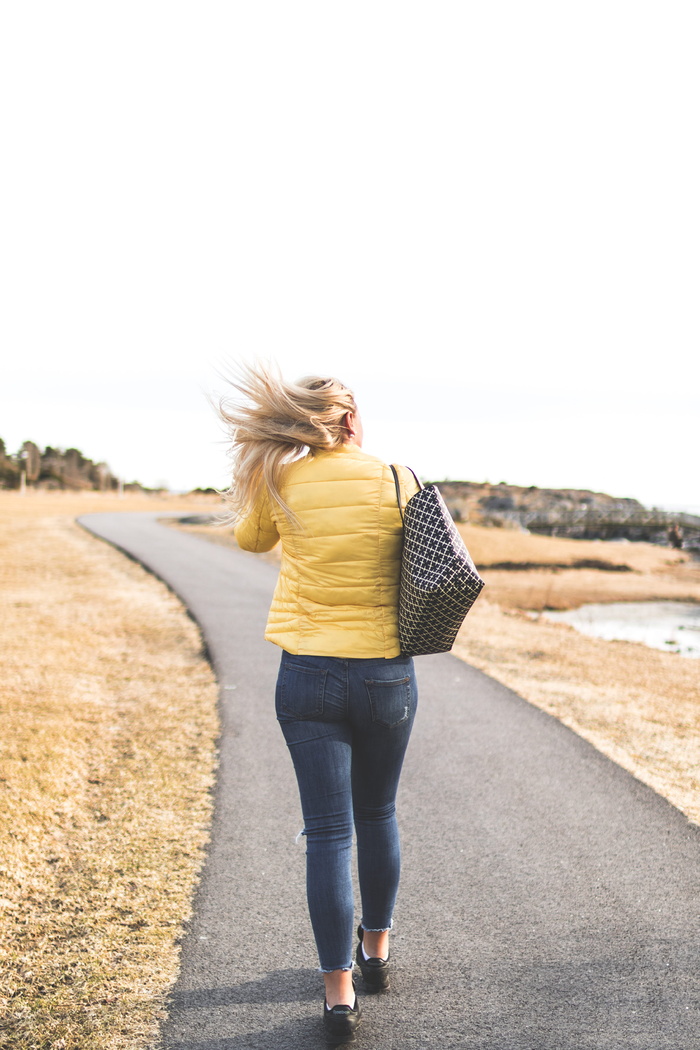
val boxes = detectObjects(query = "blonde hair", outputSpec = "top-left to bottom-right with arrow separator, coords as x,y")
218,361 -> 357,521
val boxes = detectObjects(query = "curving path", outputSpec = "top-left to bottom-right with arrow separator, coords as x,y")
79,513 -> 700,1050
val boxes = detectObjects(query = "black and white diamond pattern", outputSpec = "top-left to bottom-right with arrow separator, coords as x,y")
391,467 -> 485,656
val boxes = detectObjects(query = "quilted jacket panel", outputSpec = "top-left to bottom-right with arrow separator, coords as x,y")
234,445 -> 418,657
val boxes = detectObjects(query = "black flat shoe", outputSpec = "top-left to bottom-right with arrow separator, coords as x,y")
355,924 -> 390,993
323,995 -> 362,1045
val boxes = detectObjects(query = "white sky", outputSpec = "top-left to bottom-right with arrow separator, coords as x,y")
1,2 -> 698,511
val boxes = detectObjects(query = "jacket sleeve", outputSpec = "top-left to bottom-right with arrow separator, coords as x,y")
234,488 -> 280,552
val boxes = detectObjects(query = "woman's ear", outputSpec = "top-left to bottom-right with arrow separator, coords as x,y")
343,409 -> 363,447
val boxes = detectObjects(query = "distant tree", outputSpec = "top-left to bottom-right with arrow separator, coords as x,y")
0,438 -> 19,488
59,448 -> 93,490
39,446 -> 67,487
20,441 -> 41,483
89,461 -> 114,491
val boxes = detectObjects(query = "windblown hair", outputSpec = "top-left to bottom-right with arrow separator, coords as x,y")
219,361 -> 357,521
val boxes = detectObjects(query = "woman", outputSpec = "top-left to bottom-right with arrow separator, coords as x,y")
220,363 -> 419,1045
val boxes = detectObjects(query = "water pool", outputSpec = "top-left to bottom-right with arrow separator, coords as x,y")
543,600 -> 700,658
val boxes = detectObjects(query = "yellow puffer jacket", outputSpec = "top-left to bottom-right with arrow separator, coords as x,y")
234,445 -> 419,658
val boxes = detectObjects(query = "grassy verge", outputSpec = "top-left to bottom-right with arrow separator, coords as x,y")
176,516 -> 700,826
0,493 -> 220,1050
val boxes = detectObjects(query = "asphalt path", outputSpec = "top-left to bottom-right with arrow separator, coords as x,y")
79,512 -> 700,1050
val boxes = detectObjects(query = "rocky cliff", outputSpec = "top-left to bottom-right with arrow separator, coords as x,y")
434,480 -> 700,547
436,480 -> 644,527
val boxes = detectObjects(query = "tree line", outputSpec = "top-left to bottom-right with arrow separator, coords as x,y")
0,438 -> 145,491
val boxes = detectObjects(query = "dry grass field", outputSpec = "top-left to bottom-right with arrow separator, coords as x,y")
458,524 -> 700,610
0,492 -> 220,1050
177,515 -> 700,826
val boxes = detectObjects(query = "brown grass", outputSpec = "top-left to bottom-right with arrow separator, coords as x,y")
0,492 -> 220,1050
177,517 -> 700,826
458,524 -> 700,610
458,523 -> 684,573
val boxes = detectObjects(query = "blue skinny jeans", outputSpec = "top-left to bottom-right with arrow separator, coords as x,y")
275,650 -> 418,972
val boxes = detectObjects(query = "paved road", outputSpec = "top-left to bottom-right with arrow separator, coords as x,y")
80,513 -> 700,1050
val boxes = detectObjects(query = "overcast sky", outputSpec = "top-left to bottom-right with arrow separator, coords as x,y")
1,2 -> 698,511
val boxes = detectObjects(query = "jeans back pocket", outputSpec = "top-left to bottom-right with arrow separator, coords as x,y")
365,676 -> 412,729
278,663 -> 327,720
